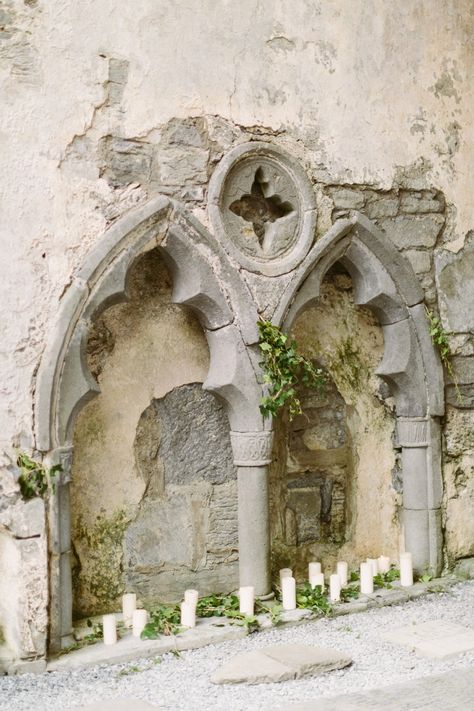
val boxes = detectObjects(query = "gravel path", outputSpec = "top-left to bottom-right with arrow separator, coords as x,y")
1,581 -> 474,711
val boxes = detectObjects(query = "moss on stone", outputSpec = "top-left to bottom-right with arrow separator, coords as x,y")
74,508 -> 129,614
0,625 -> 5,645
329,337 -> 366,394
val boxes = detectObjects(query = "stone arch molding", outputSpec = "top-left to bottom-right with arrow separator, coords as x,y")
33,195 -> 268,652
275,211 -> 445,578
33,147 -> 445,655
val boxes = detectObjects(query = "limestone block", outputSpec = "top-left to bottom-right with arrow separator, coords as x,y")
330,188 -> 365,209
379,214 -> 445,249
403,249 -> 432,274
454,557 -> 474,579
381,620 -> 474,658
0,498 -> 45,539
211,644 -> 352,684
156,145 -> 209,185
101,137 -> 153,187
365,197 -> 399,219
436,240 -> 474,333
400,191 -> 445,213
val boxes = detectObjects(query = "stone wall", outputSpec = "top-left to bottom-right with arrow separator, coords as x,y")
1,0 -> 473,666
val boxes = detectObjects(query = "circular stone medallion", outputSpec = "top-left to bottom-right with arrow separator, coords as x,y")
208,142 -> 317,276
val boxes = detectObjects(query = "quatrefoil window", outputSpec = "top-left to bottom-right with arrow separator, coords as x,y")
229,167 -> 294,249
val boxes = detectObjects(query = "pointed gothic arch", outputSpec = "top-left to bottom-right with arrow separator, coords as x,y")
274,211 -> 445,577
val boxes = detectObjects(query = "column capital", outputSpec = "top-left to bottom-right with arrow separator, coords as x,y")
230,431 -> 274,466
396,417 -> 429,448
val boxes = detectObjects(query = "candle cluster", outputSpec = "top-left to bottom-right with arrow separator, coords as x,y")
101,552 -> 415,645
279,551 -> 414,605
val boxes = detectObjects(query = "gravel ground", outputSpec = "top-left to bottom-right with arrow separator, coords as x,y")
1,581 -> 474,711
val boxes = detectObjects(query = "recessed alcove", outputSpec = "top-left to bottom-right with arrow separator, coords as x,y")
71,249 -> 237,619
269,263 -> 400,579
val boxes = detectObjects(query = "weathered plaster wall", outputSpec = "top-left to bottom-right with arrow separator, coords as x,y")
1,0 -> 473,664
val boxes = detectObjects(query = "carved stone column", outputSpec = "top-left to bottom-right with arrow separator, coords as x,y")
230,431 -> 273,597
397,417 -> 443,576
45,446 -> 74,653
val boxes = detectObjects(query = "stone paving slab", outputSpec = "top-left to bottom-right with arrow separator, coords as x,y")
76,700 -> 158,710
277,668 -> 474,710
211,644 -> 351,685
380,619 -> 474,658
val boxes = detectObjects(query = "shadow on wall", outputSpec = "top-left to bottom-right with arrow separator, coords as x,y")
270,263 -> 400,579
70,249 -> 237,618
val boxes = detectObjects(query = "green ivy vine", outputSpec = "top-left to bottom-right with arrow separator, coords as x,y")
16,452 -> 62,500
257,320 -> 326,420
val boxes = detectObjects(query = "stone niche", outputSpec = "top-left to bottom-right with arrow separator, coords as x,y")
71,249 -> 237,618
270,264 -> 400,578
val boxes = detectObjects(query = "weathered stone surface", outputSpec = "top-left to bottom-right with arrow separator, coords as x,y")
366,196 -> 398,218
454,557 -> 474,579
381,619 -> 474,658
379,214 -> 445,248
281,669 -> 474,710
101,137 -> 154,187
399,190 -> 445,213
211,644 -> 351,684
330,188 -> 365,209
403,249 -> 431,274
436,239 -> 474,333
150,384 -> 235,488
0,498 -> 45,539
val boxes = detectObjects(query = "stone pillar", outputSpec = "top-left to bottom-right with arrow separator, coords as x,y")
397,417 -> 443,576
230,431 -> 273,597
46,446 -> 74,653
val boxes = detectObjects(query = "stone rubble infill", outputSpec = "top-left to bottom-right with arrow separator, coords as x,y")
210,644 -> 352,684
46,575 -> 457,672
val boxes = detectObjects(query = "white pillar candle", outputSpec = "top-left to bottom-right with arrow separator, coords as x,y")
239,586 -> 255,616
329,574 -> 341,602
367,558 -> 379,576
279,568 -> 292,582
400,552 -> 413,587
360,562 -> 374,594
184,589 -> 199,607
310,572 -> 325,591
132,609 -> 148,637
378,555 -> 390,574
308,561 -> 321,579
282,576 -> 296,610
102,613 -> 117,645
337,561 -> 348,587
122,593 -> 137,628
180,601 -> 196,628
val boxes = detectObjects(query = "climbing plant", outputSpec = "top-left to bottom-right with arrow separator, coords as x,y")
425,308 -> 462,402
257,319 -> 326,420
16,452 -> 62,500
